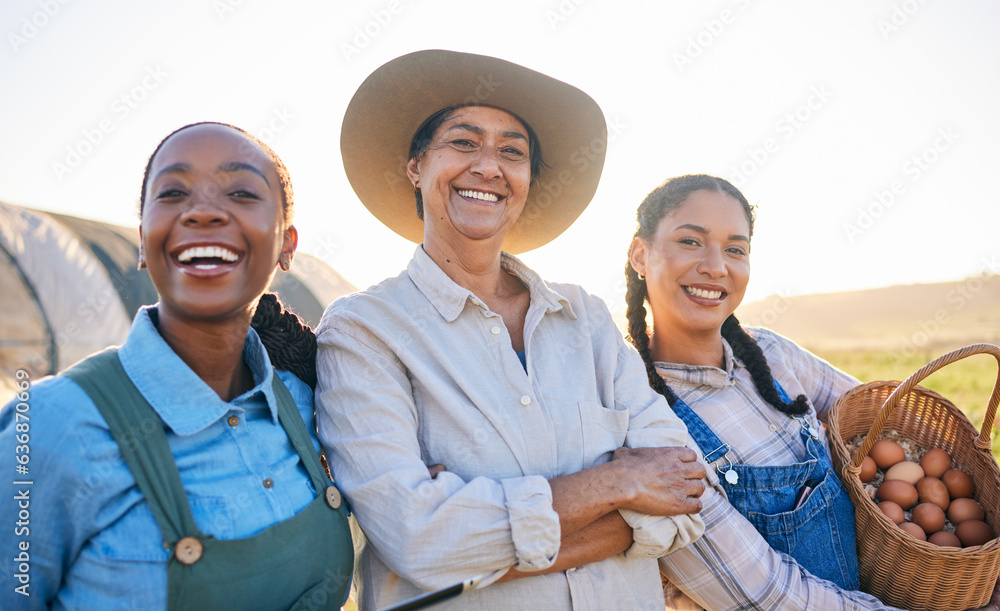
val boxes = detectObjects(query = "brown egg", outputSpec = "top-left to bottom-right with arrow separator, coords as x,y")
912,502 -> 947,534
885,461 -> 924,485
860,456 -> 878,483
899,521 -> 927,541
928,531 -> 962,547
916,477 -> 950,511
955,520 -> 995,547
920,448 -> 952,478
878,501 -> 905,525
871,439 -> 906,469
942,468 -> 975,499
948,498 -> 987,524
877,480 -> 919,510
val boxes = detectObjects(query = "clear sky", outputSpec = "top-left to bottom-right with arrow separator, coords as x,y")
2,0 -> 998,319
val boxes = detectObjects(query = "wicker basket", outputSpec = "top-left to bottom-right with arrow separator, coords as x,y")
827,344 -> 1000,610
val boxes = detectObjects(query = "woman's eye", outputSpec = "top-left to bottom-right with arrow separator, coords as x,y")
679,237 -> 700,246
500,146 -> 526,160
229,190 -> 259,199
727,247 -> 747,256
156,188 -> 186,199
450,139 -> 477,150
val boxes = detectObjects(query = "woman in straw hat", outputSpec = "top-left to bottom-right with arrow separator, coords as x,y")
316,50 -> 708,610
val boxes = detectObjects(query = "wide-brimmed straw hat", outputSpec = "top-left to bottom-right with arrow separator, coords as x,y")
340,49 -> 607,254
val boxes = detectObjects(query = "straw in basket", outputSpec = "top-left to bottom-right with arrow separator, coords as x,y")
827,343 -> 1000,611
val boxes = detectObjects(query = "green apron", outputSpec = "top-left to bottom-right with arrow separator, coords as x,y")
64,350 -> 354,610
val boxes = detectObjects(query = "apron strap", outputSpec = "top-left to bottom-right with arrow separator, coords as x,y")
270,375 -> 329,492
62,349 -> 201,546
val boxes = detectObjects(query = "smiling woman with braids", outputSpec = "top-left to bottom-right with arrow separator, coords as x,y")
625,174 -> 904,610
0,122 -> 352,610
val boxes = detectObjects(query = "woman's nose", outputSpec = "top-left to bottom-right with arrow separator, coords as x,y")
181,187 -> 229,226
470,148 -> 502,180
696,247 -> 727,277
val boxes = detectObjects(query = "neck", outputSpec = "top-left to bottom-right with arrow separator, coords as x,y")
154,306 -> 255,401
649,325 -> 726,369
422,238 -> 512,299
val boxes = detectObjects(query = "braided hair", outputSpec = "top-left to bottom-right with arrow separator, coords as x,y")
251,293 -> 317,389
625,174 -> 809,416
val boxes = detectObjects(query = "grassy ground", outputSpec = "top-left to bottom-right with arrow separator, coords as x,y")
816,348 -> 1000,463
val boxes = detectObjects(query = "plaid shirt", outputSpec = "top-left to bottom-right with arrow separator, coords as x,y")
655,328 -> 903,610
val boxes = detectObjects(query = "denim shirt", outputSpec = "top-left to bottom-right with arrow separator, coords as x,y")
0,306 -> 320,611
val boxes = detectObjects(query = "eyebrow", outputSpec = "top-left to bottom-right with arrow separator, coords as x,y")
152,161 -> 270,185
675,223 -> 749,242
445,123 -> 527,141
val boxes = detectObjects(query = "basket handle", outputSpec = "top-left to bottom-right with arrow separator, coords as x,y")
849,343 -> 1000,472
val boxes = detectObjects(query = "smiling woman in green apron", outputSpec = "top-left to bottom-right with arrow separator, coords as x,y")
0,122 -> 353,610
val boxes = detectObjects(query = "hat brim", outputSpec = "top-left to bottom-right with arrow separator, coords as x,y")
340,49 -> 607,254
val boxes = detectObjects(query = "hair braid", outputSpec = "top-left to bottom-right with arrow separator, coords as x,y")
721,315 -> 809,416
251,293 -> 317,389
624,259 -> 678,406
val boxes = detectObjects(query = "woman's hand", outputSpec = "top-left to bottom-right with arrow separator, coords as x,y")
610,446 -> 707,516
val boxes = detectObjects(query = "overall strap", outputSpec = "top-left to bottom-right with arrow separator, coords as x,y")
668,393 -> 730,464
669,378 -> 800,463
62,349 -> 201,545
270,375 -> 329,492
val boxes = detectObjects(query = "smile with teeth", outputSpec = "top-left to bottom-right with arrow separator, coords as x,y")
685,286 -> 724,300
457,189 -> 500,203
176,246 -> 240,270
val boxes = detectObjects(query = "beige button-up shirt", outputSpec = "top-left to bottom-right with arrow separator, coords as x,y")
315,247 -> 703,610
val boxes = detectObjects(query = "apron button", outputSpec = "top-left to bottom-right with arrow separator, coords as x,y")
174,536 -> 203,565
325,485 -> 343,510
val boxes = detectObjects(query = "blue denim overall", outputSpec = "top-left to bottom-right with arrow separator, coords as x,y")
669,381 -> 860,589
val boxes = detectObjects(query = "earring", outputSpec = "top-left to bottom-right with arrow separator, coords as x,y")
637,271 -> 645,280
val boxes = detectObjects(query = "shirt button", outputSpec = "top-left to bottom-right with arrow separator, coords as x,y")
227,415 -> 239,427
490,326 -> 502,335
325,485 -> 343,510
520,396 -> 531,406
263,478 -> 274,489
769,424 -> 778,432
174,536 -> 203,565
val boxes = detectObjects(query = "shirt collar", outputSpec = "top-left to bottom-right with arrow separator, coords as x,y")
406,245 -> 576,322
117,306 -> 280,435
653,336 -> 741,390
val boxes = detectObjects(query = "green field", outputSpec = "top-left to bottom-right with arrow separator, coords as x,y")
817,348 -> 1000,464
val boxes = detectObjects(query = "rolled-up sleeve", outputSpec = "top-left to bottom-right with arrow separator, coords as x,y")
315,317 -> 561,590
603,307 -> 707,558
